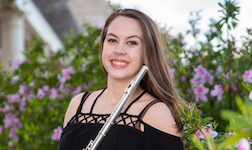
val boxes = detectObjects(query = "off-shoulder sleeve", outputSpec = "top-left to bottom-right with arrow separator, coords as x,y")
143,122 -> 184,150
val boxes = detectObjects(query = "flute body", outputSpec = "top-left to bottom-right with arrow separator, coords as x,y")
83,65 -> 148,150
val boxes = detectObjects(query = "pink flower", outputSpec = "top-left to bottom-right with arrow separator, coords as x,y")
194,65 -> 207,79
83,84 -> 88,90
49,88 -> 58,99
237,138 -> 250,150
249,91 -> 252,101
194,84 -> 209,102
9,128 -> 19,142
98,23 -> 105,30
29,82 -> 35,87
57,74 -> 66,84
0,105 -> 13,113
18,85 -> 29,95
243,70 -> 252,84
11,57 -> 21,70
195,124 -> 218,139
0,125 -> 3,134
181,76 -> 187,82
4,113 -> 16,128
37,88 -> 45,99
203,72 -> 214,85
11,76 -> 20,84
82,64 -> 87,71
19,98 -> 26,111
13,118 -> 23,129
225,70 -> 233,79
9,94 -> 21,103
62,68 -> 71,80
8,141 -> 13,146
190,77 -> 202,87
72,86 -> 81,96
169,68 -> 175,78
42,85 -> 50,92
51,126 -> 62,141
210,84 -> 224,101
67,66 -> 75,74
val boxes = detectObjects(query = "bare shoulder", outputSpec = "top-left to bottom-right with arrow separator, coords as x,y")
63,92 -> 86,128
63,90 -> 104,128
142,101 -> 181,137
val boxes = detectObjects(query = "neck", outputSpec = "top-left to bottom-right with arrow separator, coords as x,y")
106,76 -> 143,106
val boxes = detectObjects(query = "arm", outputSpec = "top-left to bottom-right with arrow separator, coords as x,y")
142,102 -> 181,137
63,92 -> 85,128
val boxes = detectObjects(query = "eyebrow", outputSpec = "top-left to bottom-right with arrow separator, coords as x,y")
106,33 -> 142,42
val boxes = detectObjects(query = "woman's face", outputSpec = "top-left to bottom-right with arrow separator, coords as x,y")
102,16 -> 144,81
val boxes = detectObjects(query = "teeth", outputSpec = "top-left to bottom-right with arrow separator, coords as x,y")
112,61 -> 127,66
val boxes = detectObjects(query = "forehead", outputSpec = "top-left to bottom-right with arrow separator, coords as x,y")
107,16 -> 143,37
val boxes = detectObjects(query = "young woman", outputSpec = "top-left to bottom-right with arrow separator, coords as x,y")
59,9 -> 187,150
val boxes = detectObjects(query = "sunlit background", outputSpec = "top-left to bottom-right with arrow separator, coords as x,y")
110,0 -> 252,47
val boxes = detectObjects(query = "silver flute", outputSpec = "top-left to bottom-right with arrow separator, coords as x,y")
83,65 -> 148,150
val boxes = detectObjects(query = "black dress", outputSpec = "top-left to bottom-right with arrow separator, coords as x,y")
59,89 -> 184,150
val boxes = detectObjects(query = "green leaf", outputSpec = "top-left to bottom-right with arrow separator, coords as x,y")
200,117 -> 213,124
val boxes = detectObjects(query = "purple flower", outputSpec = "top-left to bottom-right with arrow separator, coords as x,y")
11,76 -> 20,84
72,86 -> 81,96
19,98 -> 26,111
194,65 -> 207,79
11,57 -> 21,70
249,91 -> 252,101
67,66 -> 75,74
42,85 -> 50,92
237,138 -> 250,150
9,94 -> 21,103
49,88 -> 58,99
13,118 -> 23,129
190,77 -> 202,87
57,74 -> 66,84
18,85 -> 29,95
181,76 -> 187,82
4,113 -> 16,128
51,126 -> 62,141
82,64 -> 87,71
0,105 -> 12,113
225,70 -> 233,79
83,84 -> 88,90
0,125 -> 3,134
202,72 -> 214,85
8,141 -> 13,146
243,70 -> 252,84
169,68 -> 175,78
29,82 -> 35,87
9,128 -> 19,142
210,84 -> 224,101
194,84 -> 209,102
62,68 -> 71,80
98,23 -> 105,30
37,88 -> 45,99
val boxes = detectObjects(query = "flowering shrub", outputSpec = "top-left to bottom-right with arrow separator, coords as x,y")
0,25 -> 106,149
0,0 -> 251,149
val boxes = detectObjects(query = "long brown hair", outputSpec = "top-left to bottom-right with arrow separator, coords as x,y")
99,9 -> 187,133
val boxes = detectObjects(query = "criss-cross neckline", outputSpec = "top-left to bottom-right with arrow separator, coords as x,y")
90,87 -> 146,114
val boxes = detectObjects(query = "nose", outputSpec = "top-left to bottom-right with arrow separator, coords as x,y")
114,42 -> 126,55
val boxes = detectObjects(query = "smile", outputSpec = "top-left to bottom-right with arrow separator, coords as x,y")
112,61 -> 127,66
